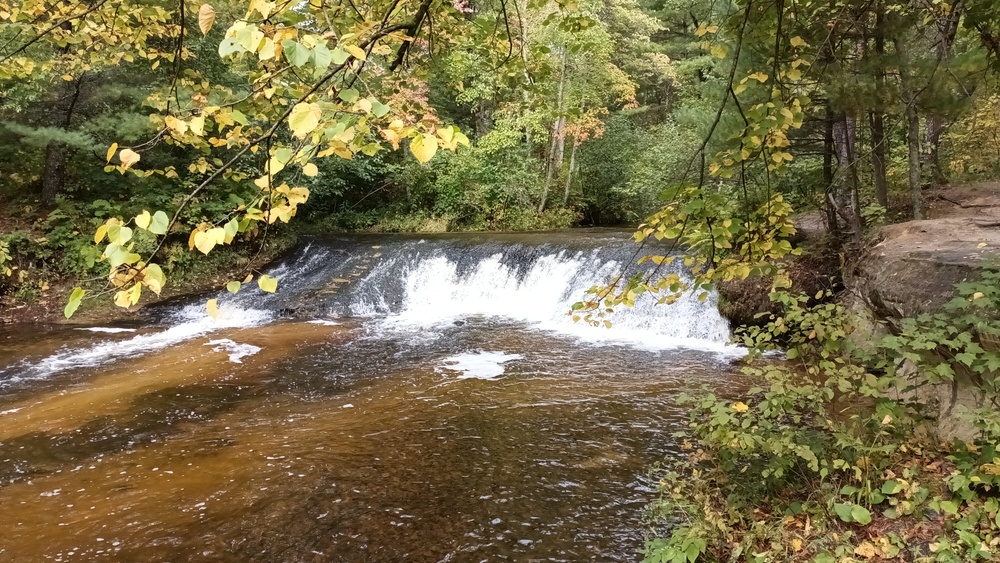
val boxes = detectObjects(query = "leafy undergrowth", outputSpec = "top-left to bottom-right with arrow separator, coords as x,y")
644,282 -> 1000,563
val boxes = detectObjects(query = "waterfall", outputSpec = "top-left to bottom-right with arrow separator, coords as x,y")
1,232 -> 736,383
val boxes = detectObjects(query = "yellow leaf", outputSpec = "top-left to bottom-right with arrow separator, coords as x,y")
346,45 -> 366,60
189,115 -> 205,136
193,230 -> 220,255
288,102 -> 322,138
302,163 -> 319,177
409,133 -> 438,164
106,143 -> 118,164
206,298 -> 219,318
790,35 -> 808,48
357,98 -> 372,113
164,115 -> 188,133
258,274 -> 278,293
731,401 -> 749,413
135,210 -> 151,230
198,4 -> 216,36
259,37 -> 276,61
710,43 -> 728,59
854,541 -> 877,559
791,538 -> 803,552
119,148 -> 140,170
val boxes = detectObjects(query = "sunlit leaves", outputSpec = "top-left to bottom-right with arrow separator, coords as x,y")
257,274 -> 278,293
64,287 -> 85,319
206,298 -> 220,317
118,148 -> 140,171
410,133 -> 438,163
288,102 -> 322,138
198,4 -> 216,36
226,281 -> 241,294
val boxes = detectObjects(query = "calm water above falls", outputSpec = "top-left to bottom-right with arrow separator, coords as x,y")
0,231 -> 746,562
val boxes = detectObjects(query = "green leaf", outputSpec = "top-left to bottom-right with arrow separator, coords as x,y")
370,98 -> 390,118
312,43 -> 332,73
149,211 -> 170,235
881,480 -> 904,495
282,39 -> 311,67
258,274 -> 278,293
64,287 -> 85,318
219,37 -> 245,58
851,504 -> 872,525
330,46 -> 350,65
833,503 -> 853,522
226,281 -> 241,294
812,554 -> 835,563
338,88 -> 359,103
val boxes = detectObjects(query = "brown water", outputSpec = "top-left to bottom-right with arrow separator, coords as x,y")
0,234 -> 745,562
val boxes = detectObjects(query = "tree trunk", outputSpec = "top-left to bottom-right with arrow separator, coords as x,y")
539,50 -> 568,213
870,6 -> 889,208
893,32 -> 924,219
563,139 -> 578,206
921,0 -> 963,186
923,116 -> 949,186
870,112 -> 888,208
831,114 -> 863,244
823,108 -> 838,235
41,142 -> 66,204
475,98 -> 493,137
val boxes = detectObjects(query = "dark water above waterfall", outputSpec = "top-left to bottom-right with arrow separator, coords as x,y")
0,231 -> 746,562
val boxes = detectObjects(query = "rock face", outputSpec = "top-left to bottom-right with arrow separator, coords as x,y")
854,185 -> 1000,322
851,184 -> 1000,441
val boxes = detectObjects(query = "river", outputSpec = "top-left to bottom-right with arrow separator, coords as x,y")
0,231 -> 745,562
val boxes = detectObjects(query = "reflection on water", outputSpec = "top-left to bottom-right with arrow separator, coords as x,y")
0,317 -> 744,562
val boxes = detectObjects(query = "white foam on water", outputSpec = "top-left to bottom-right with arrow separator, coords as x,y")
204,339 -> 262,364
366,251 -> 738,355
75,327 -> 137,334
437,352 -> 524,380
3,304 -> 271,383
307,319 -> 340,326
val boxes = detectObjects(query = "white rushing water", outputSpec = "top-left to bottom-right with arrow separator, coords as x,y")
357,249 -> 734,353
1,304 -> 271,384
1,235 -> 740,384
436,352 -> 524,380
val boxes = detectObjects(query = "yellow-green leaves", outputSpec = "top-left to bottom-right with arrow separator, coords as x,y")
142,264 -> 166,294
118,148 -> 140,171
106,143 -> 118,164
226,281 -> 241,294
114,282 -> 141,309
289,102 -> 322,138
64,287 -> 85,318
694,23 -> 719,37
193,227 -> 226,255
790,36 -> 808,48
410,133 -> 438,164
257,274 -> 278,293
346,45 -> 367,61
198,4 -> 216,36
133,210 -> 170,235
